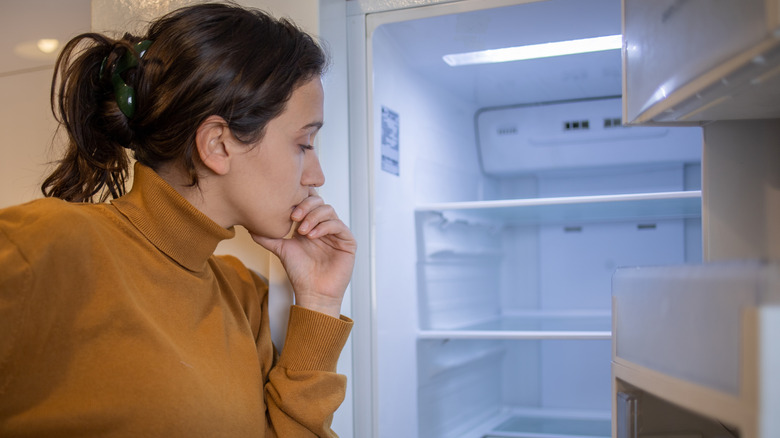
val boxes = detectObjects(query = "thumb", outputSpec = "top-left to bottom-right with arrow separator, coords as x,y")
251,233 -> 283,256
252,221 -> 300,255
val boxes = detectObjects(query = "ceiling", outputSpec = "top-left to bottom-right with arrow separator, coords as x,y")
0,0 -> 91,76
374,0 -> 623,109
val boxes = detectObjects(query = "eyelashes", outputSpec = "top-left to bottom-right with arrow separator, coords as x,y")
299,144 -> 314,151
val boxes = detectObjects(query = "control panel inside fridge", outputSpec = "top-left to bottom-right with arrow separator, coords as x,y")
476,97 -> 701,175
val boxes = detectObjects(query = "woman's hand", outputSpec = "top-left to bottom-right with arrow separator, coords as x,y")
250,191 -> 356,318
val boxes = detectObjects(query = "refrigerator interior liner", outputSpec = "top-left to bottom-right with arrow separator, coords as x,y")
358,0 -> 705,436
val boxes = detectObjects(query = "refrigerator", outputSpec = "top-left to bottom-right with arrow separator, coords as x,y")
342,0 -> 779,437
344,0 -> 704,437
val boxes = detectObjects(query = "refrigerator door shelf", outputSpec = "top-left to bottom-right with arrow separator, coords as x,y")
612,262 -> 779,395
622,0 -> 780,124
611,261 -> 780,436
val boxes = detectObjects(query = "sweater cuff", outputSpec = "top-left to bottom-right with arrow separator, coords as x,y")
277,305 -> 353,372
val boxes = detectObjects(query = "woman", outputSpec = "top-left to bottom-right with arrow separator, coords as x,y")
0,3 -> 355,437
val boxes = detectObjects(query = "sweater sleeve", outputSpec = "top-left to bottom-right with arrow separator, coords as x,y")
265,305 -> 353,437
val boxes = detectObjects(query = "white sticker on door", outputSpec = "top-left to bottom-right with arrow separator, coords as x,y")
381,106 -> 399,176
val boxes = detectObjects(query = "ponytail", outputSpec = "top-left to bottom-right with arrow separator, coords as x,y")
42,33 -> 145,203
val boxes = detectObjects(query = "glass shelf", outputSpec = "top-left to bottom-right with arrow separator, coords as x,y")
419,313 -> 612,340
454,409 -> 612,438
416,190 -> 701,225
486,415 -> 611,438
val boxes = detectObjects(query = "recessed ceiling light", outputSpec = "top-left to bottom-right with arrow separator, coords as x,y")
443,34 -> 622,67
36,39 -> 60,54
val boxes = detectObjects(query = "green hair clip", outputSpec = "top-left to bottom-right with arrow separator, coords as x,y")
100,40 -> 153,118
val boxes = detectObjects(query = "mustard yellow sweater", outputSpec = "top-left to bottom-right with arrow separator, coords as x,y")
0,164 -> 353,437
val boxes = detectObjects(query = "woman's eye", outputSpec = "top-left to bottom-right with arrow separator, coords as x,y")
299,144 -> 314,152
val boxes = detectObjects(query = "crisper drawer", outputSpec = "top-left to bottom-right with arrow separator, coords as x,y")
612,262 -> 780,396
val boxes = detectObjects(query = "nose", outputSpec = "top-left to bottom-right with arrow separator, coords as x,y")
302,149 -> 325,187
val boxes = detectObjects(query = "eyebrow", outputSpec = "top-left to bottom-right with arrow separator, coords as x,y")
300,121 -> 324,131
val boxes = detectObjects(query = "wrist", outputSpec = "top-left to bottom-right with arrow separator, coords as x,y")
294,294 -> 343,318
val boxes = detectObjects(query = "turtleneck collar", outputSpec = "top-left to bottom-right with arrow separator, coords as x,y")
112,162 -> 235,272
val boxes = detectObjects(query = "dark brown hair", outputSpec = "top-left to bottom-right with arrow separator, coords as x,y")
42,2 -> 327,202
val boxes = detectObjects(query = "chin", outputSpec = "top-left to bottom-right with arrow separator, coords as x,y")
245,221 -> 295,240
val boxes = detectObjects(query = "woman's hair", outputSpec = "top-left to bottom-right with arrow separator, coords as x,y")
42,2 -> 327,202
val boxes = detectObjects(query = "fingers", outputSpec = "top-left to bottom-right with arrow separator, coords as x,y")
296,203 -> 337,238
291,196 -> 355,249
291,194 -> 324,223
291,194 -> 334,237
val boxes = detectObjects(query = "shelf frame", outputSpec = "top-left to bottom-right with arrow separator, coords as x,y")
419,330 -> 611,340
416,191 -> 702,225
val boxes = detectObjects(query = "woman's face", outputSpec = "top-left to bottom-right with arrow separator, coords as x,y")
223,77 -> 325,238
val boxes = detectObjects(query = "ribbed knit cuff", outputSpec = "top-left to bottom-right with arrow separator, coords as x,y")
277,305 -> 353,372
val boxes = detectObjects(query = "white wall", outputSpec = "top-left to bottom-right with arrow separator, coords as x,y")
0,0 -> 92,209
0,68 -> 60,207
91,0 -> 321,35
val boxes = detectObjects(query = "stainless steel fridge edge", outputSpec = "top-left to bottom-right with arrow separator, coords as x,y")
318,1 -> 355,435
346,10 -> 378,438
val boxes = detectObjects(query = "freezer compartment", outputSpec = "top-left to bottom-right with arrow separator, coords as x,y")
417,339 -> 611,438
612,262 -> 780,396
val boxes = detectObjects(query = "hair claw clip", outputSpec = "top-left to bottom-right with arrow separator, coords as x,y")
102,40 -> 153,118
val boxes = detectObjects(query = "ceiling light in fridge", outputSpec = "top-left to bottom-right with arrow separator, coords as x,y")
442,34 -> 622,66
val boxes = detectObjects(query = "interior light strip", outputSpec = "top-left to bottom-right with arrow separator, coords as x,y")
443,34 -> 622,66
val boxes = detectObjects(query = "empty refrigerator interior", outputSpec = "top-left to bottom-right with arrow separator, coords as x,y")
366,0 -> 703,436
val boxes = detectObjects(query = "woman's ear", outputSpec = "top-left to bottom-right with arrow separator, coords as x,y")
195,115 -> 232,175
